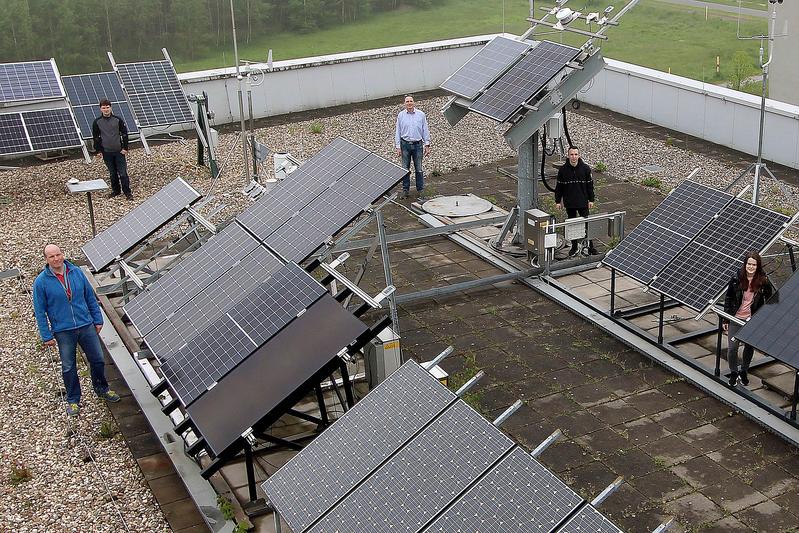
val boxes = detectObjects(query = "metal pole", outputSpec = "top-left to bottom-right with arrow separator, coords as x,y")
791,372 -> 798,420
376,210 -> 401,341
657,293 -> 665,344
244,442 -> 257,502
789,244 -> 796,272
86,192 -> 97,237
516,132 -> 539,243
715,316 -> 723,377
753,7 -> 777,205
247,74 -> 257,180
229,0 -> 250,185
609,268 -> 616,315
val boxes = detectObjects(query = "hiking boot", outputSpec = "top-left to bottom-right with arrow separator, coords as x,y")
739,371 -> 749,386
728,372 -> 738,387
66,403 -> 80,417
99,390 -> 121,403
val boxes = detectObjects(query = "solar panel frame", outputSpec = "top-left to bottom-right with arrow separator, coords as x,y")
470,40 -> 579,122
21,108 -> 83,151
82,177 -> 200,271
262,361 -> 458,532
440,36 -> 531,99
0,112 -> 32,155
735,270 -> 799,368
115,59 -> 194,127
0,60 -> 64,103
422,447 -> 584,533
558,504 -> 623,533
308,400 -> 515,533
187,294 -> 368,456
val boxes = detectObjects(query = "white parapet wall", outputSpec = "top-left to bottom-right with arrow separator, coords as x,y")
179,34 -> 799,169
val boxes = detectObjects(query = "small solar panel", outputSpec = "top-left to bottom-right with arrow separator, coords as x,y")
735,270 -> 799,368
470,40 -> 579,122
423,447 -> 583,532
0,60 -> 63,103
0,113 -> 31,155
63,72 -> 139,139
603,181 -> 733,284
263,361 -> 457,532
440,36 -> 531,99
116,59 -> 193,127
308,401 -> 515,533
187,294 -> 368,456
82,177 -> 200,271
21,109 -> 82,151
124,221 -> 261,337
650,199 -> 789,311
559,504 -> 623,533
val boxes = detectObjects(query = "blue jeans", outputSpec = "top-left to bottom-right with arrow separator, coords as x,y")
102,151 -> 130,195
400,139 -> 425,192
53,324 -> 109,403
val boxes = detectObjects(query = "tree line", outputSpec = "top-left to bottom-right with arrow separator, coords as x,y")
0,0 -> 438,74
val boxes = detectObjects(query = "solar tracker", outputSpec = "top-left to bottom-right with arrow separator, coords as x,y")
603,181 -> 733,284
263,361 -> 458,532
82,177 -> 200,271
735,270 -> 799,368
440,36 -> 531,99
62,72 -> 139,139
470,40 -> 579,122
308,400 -> 515,533
159,262 -> 325,406
115,59 -> 194,127
124,221 -> 261,337
142,245 -> 280,358
187,294 -> 368,456
422,447 -> 583,532
0,113 -> 31,155
650,199 -> 789,311
20,109 -> 83,151
558,504 -> 623,533
237,138 -> 371,242
0,60 -> 63,103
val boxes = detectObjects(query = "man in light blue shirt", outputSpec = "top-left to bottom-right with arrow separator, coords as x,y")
394,95 -> 431,199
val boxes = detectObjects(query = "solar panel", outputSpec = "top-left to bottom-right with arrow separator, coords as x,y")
160,262 -> 325,406
187,294 -> 368,456
237,138 -> 371,242
82,177 -> 200,271
263,361 -> 458,532
558,504 -> 623,533
440,36 -> 531,99
308,400 -> 515,533
115,60 -> 193,127
423,447 -> 583,532
62,72 -> 139,139
0,113 -> 31,155
124,221 -> 261,337
0,60 -> 63,103
650,199 -> 789,311
735,270 -> 799,368
470,40 -> 579,122
21,109 -> 82,151
603,181 -> 733,284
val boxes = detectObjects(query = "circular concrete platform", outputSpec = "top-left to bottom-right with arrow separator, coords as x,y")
421,195 -> 493,217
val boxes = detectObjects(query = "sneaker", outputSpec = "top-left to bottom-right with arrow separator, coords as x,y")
739,371 -> 749,386
66,403 -> 80,417
401,190 -> 410,199
728,372 -> 738,387
125,193 -> 134,201
107,192 -> 121,199
568,247 -> 579,258
587,246 -> 600,255
99,390 -> 121,403
417,192 -> 427,202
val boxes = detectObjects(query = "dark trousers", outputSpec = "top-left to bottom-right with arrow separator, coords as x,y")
566,206 -> 590,249
102,151 -> 130,195
400,139 -> 424,192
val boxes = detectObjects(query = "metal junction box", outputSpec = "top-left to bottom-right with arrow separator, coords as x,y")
524,208 -> 552,258
365,327 -> 402,389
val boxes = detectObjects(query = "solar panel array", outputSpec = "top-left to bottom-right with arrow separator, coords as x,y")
470,40 -> 579,122
82,177 -> 200,271
651,199 -> 789,310
735,270 -> 799,368
0,60 -> 63,103
263,360 -> 623,533
115,59 -> 194,127
603,181 -> 733,284
62,72 -> 139,139
0,109 -> 83,155
160,262 -> 326,406
187,294 -> 368,456
0,113 -> 30,155
440,36 -> 531,99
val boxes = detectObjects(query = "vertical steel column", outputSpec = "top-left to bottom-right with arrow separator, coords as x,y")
314,384 -> 329,426
788,244 -> 796,272
244,442 -> 257,502
339,359 -> 355,409
715,316 -> 723,377
516,132 -> 539,243
609,268 -> 616,315
657,294 -> 665,344
376,210 -> 400,339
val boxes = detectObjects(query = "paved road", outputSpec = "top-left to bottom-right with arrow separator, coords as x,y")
651,0 -> 768,18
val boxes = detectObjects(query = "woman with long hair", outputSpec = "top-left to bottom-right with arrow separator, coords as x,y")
722,251 -> 774,387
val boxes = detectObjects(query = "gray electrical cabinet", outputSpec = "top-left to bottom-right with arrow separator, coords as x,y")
523,208 -> 552,262
364,327 -> 402,389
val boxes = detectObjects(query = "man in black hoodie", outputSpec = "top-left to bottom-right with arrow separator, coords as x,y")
92,98 -> 132,199
555,146 -> 597,257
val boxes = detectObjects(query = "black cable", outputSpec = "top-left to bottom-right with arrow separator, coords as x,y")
562,106 -> 573,148
540,127 -> 556,193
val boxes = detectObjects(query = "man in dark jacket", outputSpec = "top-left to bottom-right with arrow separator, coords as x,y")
92,98 -> 132,199
33,244 -> 120,416
555,146 -> 597,257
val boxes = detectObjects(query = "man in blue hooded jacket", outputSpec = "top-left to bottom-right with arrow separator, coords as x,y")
33,244 -> 120,417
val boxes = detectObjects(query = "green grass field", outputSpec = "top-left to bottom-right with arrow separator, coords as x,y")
174,0 -> 766,88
